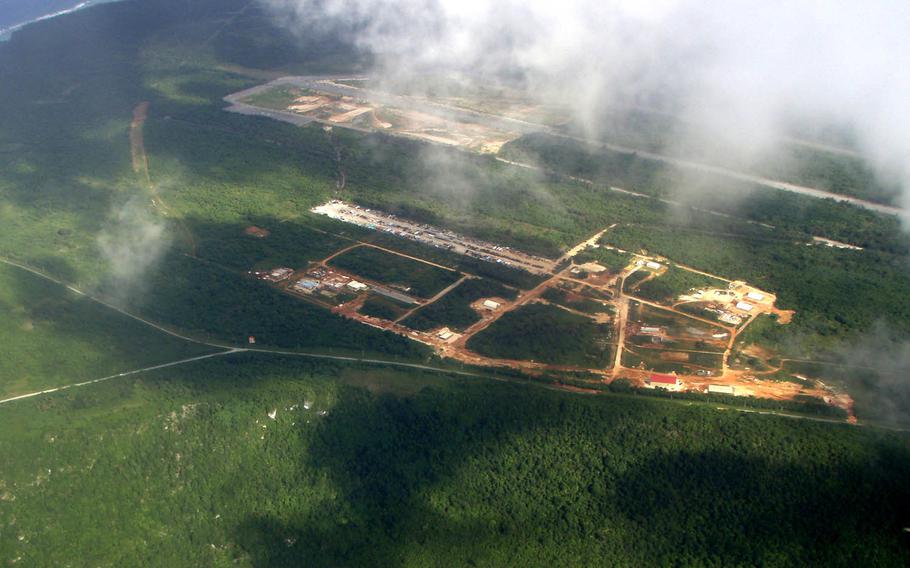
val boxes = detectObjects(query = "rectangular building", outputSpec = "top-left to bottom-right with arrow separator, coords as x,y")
708,384 -> 735,395
645,373 -> 683,391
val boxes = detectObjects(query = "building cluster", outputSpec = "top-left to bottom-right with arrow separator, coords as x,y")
290,267 -> 365,299
253,267 -> 294,283
684,285 -> 773,326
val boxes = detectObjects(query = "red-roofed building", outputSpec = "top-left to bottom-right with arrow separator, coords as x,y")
645,373 -> 683,391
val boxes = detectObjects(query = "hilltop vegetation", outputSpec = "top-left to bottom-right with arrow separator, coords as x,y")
503,131 -> 902,206
0,262 -> 213,398
0,355 -> 908,566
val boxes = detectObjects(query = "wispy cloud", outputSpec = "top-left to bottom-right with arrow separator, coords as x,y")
261,0 -> 910,209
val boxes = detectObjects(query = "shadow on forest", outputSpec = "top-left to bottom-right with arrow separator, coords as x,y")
231,384 -> 910,567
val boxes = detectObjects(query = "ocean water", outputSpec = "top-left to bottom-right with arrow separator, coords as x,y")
0,0 -> 121,40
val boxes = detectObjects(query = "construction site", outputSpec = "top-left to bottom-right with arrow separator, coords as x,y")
238,199 -> 858,420
227,77 -> 523,154
221,79 -> 858,423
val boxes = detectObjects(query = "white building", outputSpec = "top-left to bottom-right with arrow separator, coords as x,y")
708,384 -> 735,395
646,261 -> 662,270
347,280 -> 368,291
482,299 -> 501,310
735,301 -> 754,312
746,291 -> 765,302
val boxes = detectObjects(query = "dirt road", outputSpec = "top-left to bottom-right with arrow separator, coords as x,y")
129,102 -> 197,255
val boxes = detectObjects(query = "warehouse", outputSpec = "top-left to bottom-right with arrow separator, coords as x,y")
644,373 -> 683,391
708,384 -> 735,395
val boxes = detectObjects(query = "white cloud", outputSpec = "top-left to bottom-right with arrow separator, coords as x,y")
261,0 -> 910,207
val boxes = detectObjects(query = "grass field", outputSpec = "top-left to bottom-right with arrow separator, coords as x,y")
0,262 -> 214,399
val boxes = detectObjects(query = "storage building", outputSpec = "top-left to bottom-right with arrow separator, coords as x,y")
482,300 -> 501,310
708,384 -> 735,395
645,373 -> 683,391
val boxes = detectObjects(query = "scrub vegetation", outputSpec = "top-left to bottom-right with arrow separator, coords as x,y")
1,355 -> 908,566
329,246 -> 462,299
0,262 -> 214,399
467,303 -> 612,367
402,278 -> 517,331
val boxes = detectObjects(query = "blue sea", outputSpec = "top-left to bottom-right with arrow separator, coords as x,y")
0,0 -> 122,40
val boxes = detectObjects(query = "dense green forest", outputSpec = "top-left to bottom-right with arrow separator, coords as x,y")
2,0 -> 903,375
0,262 -> 214,398
467,303 -> 612,367
504,130 -> 901,205
112,253 -> 426,359
572,246 -> 630,272
0,354 -> 908,566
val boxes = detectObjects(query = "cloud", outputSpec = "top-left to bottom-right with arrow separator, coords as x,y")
260,0 -> 910,209
96,197 -> 170,302
834,321 -> 910,425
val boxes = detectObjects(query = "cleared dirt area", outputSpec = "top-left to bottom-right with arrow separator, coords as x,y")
240,83 -> 519,154
312,200 -> 556,274
255,206 -> 854,419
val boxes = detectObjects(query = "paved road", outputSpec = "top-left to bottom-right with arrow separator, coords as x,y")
570,134 -> 904,216
0,350 -> 242,406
